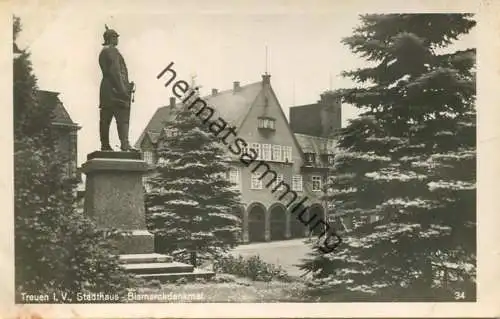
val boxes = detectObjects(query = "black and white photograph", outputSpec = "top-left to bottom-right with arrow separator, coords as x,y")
3,0 -> 500,318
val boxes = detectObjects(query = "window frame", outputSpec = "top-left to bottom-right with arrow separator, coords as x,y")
328,154 -> 335,165
272,145 -> 282,162
292,175 -> 303,192
258,117 -> 276,130
311,175 -> 322,192
262,144 -> 272,161
251,143 -> 261,160
251,172 -> 263,189
228,168 -> 241,189
283,146 -> 292,162
305,152 -> 316,163
143,150 -> 154,164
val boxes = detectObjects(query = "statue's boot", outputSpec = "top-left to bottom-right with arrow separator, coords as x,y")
99,118 -> 113,151
117,121 -> 138,152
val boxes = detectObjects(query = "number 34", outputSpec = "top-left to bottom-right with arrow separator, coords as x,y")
454,291 -> 466,300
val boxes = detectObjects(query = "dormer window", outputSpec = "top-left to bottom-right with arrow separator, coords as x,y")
321,153 -> 335,165
164,128 -> 178,138
328,154 -> 335,165
304,152 -> 315,164
258,117 -> 276,131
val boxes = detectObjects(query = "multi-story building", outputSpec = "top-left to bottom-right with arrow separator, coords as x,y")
135,74 -> 344,243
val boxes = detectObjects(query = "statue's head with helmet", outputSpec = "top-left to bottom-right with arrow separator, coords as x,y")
102,24 -> 119,46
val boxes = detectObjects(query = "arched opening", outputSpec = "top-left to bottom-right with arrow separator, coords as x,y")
309,204 -> 326,236
289,203 -> 307,238
247,203 -> 266,242
269,204 -> 287,241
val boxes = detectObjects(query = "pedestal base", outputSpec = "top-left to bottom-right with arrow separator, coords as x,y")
82,151 -> 215,282
82,151 -> 151,254
117,230 -> 154,254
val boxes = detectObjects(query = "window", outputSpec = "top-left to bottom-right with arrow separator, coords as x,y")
164,128 -> 178,138
369,215 -> 381,223
242,145 -> 249,156
273,173 -> 284,190
328,154 -> 335,165
228,168 -> 241,189
311,175 -> 322,192
258,117 -> 276,130
272,145 -> 282,162
143,151 -> 154,164
251,143 -> 261,160
262,144 -> 271,161
143,177 -> 152,193
283,146 -> 292,162
305,152 -> 315,163
292,175 -> 303,192
251,173 -> 263,189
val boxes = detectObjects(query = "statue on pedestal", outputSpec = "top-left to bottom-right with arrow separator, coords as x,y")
98,25 -> 137,152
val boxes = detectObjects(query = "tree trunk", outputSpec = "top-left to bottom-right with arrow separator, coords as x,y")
190,251 -> 197,267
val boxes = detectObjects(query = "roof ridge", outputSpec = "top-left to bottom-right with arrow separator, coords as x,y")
135,80 -> 264,148
200,81 -> 261,100
294,133 -> 337,142
156,81 -> 262,109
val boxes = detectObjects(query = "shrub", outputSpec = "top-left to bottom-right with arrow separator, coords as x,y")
211,273 -> 237,283
13,16 -> 133,301
213,254 -> 292,282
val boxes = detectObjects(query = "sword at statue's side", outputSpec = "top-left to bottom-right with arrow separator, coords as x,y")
129,81 -> 136,104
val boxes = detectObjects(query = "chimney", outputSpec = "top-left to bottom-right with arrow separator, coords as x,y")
319,92 -> 342,137
262,74 -> 271,85
233,81 -> 240,92
169,97 -> 176,108
212,88 -> 218,95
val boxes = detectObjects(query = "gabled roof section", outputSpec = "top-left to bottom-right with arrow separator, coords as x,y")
294,133 -> 337,154
257,82 -> 307,161
147,131 -> 161,144
37,90 -> 78,126
135,81 -> 263,148
135,107 -> 175,147
207,82 -> 262,127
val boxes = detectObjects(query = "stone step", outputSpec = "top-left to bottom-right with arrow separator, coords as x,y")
119,253 -> 173,264
122,261 -> 194,275
136,269 -> 215,282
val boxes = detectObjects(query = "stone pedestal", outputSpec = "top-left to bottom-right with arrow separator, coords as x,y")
81,151 -> 154,254
81,151 -> 215,282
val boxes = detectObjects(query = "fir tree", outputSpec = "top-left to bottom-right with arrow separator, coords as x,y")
145,95 -> 242,266
299,14 -> 476,301
14,16 -> 132,300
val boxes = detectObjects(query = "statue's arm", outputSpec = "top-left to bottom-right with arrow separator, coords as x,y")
101,48 -> 128,96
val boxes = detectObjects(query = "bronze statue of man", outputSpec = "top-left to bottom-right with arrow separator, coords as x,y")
98,25 -> 136,151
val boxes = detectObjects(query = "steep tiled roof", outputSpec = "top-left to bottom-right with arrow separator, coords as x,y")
37,90 -> 77,126
135,106 -> 174,147
294,133 -> 337,154
135,81 -> 262,148
146,131 -> 161,144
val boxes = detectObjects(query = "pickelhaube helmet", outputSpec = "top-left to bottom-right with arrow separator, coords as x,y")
102,24 -> 119,45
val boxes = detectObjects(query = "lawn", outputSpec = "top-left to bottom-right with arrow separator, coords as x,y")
127,275 -> 309,303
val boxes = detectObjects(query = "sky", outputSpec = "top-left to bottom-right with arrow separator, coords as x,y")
14,0 -> 475,167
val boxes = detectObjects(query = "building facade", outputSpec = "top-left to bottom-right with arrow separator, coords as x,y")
135,74 -> 346,243
38,90 -> 80,180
